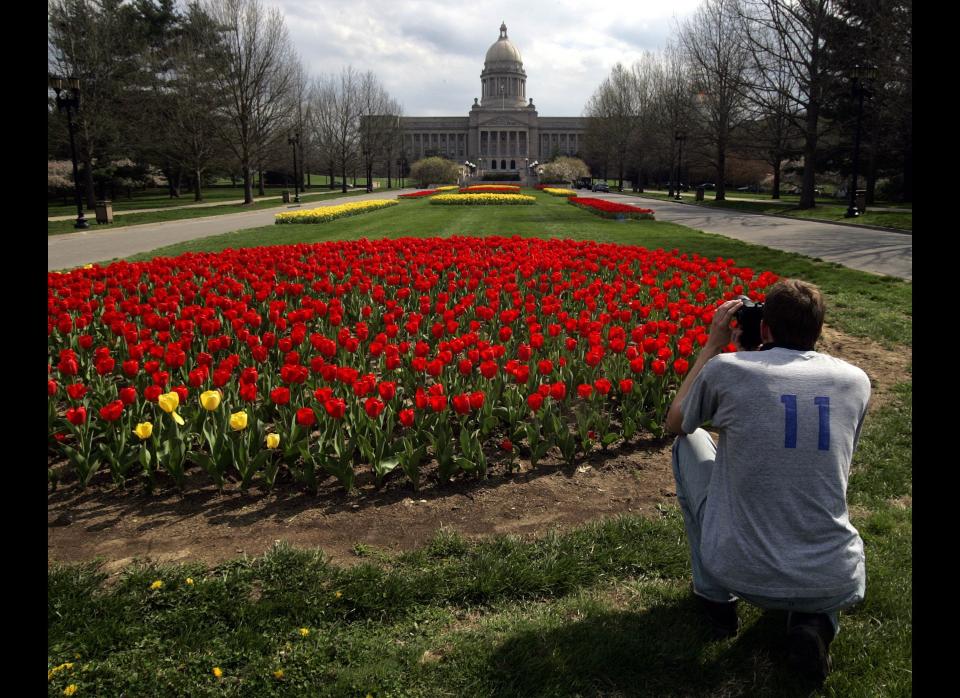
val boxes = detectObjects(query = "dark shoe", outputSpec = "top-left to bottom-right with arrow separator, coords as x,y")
695,594 -> 739,639
786,612 -> 834,684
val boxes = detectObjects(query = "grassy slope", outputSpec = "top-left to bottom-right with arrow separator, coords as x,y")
49,191 -> 912,697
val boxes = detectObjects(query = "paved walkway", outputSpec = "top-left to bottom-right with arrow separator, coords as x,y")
635,190 -> 912,213
598,192 -> 911,280
48,188 -> 911,281
47,188 -> 364,221
48,189 -> 417,271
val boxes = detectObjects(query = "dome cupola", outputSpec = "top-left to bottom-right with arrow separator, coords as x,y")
480,22 -> 527,109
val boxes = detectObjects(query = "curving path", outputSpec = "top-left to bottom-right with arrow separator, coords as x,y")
596,192 -> 912,281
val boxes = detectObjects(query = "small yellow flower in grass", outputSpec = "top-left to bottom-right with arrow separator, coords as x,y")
229,410 -> 248,431
64,685 -> 78,696
334,590 -> 343,599
150,580 -> 163,590
299,627 -> 310,637
273,669 -> 284,679
133,422 -> 153,440
266,433 -> 280,449
186,577 -> 194,586
212,667 -> 223,679
199,390 -> 222,411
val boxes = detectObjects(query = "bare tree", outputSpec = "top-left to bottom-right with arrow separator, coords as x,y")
679,0 -> 751,201
327,67 -> 360,194
205,0 -> 295,204
651,42 -> 697,193
356,71 -> 393,193
584,63 -> 639,191
739,0 -> 839,208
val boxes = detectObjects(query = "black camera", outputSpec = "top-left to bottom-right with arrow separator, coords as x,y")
734,295 -> 764,350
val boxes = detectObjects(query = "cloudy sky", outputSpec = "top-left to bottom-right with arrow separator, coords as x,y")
275,0 -> 703,117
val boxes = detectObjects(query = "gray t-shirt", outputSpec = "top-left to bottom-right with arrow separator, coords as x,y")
680,347 -> 870,598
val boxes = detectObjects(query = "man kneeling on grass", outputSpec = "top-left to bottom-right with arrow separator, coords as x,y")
664,279 -> 870,685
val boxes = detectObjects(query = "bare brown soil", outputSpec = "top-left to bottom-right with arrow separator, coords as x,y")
47,326 -> 910,572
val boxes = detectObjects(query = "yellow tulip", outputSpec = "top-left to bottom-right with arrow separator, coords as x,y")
157,391 -> 180,413
266,433 -> 280,449
134,422 -> 153,440
229,411 -> 248,431
158,392 -> 185,425
200,390 -> 222,411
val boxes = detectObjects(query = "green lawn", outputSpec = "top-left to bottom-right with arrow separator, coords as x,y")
629,191 -> 912,232
49,190 -> 912,697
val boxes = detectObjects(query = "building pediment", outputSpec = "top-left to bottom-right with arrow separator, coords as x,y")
478,114 -> 530,127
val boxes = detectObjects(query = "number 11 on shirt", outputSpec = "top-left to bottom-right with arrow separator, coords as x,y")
780,395 -> 830,450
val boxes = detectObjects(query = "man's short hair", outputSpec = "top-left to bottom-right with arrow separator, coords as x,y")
762,279 -> 825,350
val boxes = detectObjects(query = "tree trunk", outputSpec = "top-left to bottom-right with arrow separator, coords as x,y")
329,162 -> 335,190
84,162 -> 96,210
798,100 -> 820,209
257,169 -> 265,196
386,155 -> 392,189
771,160 -> 781,199
366,163 -> 373,193
341,165 -> 348,193
715,136 -> 727,202
174,170 -> 182,198
243,165 -> 253,205
194,168 -> 203,202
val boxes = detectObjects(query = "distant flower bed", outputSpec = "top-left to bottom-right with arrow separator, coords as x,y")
542,187 -> 577,197
275,199 -> 398,224
398,190 -> 440,199
459,185 -> 521,194
431,193 -> 536,205
568,197 -> 655,220
435,186 -> 459,192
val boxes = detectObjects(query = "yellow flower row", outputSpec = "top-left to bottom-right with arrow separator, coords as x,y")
430,193 -> 536,205
542,187 -> 577,197
275,199 -> 398,224
435,185 -> 459,191
460,184 -> 520,191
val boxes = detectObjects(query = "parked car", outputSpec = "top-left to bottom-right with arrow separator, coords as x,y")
574,177 -> 592,190
736,185 -> 762,193
699,183 -> 716,190
592,182 -> 610,192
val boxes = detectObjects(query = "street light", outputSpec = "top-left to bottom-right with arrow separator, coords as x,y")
674,130 -> 687,201
845,64 -> 878,218
287,132 -> 301,203
49,76 -> 88,229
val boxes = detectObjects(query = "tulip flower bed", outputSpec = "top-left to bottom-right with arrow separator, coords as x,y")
397,190 -> 441,199
569,197 -> 656,220
542,187 -> 577,197
274,199 -> 398,224
430,193 -> 536,205
47,236 -> 776,495
459,185 -> 521,194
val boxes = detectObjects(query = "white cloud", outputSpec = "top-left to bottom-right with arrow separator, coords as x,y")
275,0 -> 702,116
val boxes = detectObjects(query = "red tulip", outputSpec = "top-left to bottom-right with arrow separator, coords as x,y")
364,398 -> 385,418
119,386 -> 137,405
527,393 -> 544,411
99,400 -> 124,422
296,407 -> 317,427
378,381 -> 396,401
324,398 -> 346,419
399,408 -> 415,427
270,387 -> 290,405
66,383 -> 87,400
66,406 -> 87,425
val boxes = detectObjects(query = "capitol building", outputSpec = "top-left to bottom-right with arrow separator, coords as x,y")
399,23 -> 586,180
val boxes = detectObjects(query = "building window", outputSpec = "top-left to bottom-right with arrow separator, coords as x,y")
501,159 -> 506,170
510,159 -> 515,170
491,159 -> 497,170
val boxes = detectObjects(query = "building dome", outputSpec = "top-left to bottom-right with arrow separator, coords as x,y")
480,22 -> 527,109
485,23 -> 522,66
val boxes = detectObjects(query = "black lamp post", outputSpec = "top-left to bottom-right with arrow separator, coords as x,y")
845,64 -> 877,218
287,132 -> 301,203
49,76 -> 88,229
674,130 -> 687,201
